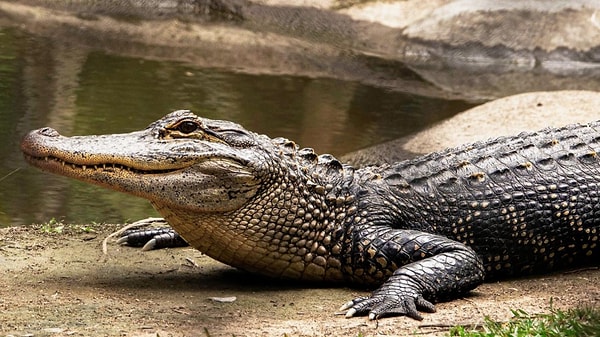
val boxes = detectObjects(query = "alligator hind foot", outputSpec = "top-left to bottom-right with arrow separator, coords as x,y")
115,218 -> 189,250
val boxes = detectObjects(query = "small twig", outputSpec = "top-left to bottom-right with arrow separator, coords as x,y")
417,323 -> 455,329
0,168 -> 20,183
172,308 -> 190,315
102,222 -> 142,255
563,266 -> 599,274
102,217 -> 164,255
413,324 -> 454,335
184,257 -> 199,268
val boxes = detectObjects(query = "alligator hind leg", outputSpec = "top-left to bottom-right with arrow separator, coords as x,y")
115,217 -> 189,250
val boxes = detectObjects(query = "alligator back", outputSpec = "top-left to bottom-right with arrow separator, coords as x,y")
378,121 -> 600,278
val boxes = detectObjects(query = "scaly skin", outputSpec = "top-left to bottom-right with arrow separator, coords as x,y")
21,110 -> 600,320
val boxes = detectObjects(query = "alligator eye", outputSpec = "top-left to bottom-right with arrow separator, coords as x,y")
176,121 -> 200,134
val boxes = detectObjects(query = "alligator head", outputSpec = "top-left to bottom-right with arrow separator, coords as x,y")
21,110 -> 351,280
21,110 -> 267,212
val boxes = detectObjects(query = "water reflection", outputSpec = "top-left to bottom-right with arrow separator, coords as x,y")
0,26 -> 473,226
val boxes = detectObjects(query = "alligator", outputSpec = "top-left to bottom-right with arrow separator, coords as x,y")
21,110 -> 600,320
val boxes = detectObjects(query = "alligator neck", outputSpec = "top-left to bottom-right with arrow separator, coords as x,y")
151,144 -> 359,282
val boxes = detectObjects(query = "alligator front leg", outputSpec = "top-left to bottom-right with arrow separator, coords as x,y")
342,227 -> 485,320
116,218 -> 189,250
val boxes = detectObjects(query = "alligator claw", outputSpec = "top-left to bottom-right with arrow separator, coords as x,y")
339,297 -> 368,311
141,238 -> 158,251
118,227 -> 189,250
115,236 -> 129,245
341,292 -> 435,321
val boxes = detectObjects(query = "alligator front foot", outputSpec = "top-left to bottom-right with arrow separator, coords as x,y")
341,227 -> 485,320
117,226 -> 189,251
340,281 -> 435,321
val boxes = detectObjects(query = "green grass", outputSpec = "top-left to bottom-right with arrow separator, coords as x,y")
40,218 -> 65,233
449,306 -> 600,337
39,218 -> 97,234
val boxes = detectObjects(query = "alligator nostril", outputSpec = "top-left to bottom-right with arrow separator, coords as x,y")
39,127 -> 60,137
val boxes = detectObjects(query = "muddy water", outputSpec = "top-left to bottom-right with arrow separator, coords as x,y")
0,26 -> 474,226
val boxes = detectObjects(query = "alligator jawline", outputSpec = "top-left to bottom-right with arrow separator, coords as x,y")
24,155 -> 183,175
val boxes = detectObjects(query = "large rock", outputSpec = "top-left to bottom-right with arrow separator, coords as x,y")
2,0 -> 600,101
345,0 -> 600,65
342,90 -> 600,167
345,0 -> 600,99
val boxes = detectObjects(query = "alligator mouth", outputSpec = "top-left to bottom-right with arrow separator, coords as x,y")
23,154 -> 184,175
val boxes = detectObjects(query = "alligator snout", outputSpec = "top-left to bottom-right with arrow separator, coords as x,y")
21,127 -> 61,157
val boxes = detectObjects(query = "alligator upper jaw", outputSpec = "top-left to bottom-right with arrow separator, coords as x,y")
20,127 -> 193,179
20,126 -> 252,187
22,153 -> 183,176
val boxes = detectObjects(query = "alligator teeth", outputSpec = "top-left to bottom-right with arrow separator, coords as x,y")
30,155 -> 178,174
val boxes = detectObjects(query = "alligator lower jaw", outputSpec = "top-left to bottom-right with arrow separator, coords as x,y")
23,154 -> 182,176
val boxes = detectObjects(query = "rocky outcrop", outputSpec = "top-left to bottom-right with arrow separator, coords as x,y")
1,1 -> 599,101
342,90 -> 600,167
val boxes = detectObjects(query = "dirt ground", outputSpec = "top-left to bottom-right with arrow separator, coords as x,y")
0,224 -> 598,337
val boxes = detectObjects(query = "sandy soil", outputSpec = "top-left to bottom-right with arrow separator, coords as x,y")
1,223 -> 598,337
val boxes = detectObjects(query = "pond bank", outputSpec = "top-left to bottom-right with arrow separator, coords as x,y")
1,223 -> 598,336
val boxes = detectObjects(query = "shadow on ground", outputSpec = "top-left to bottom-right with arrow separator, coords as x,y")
1,224 -> 598,337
